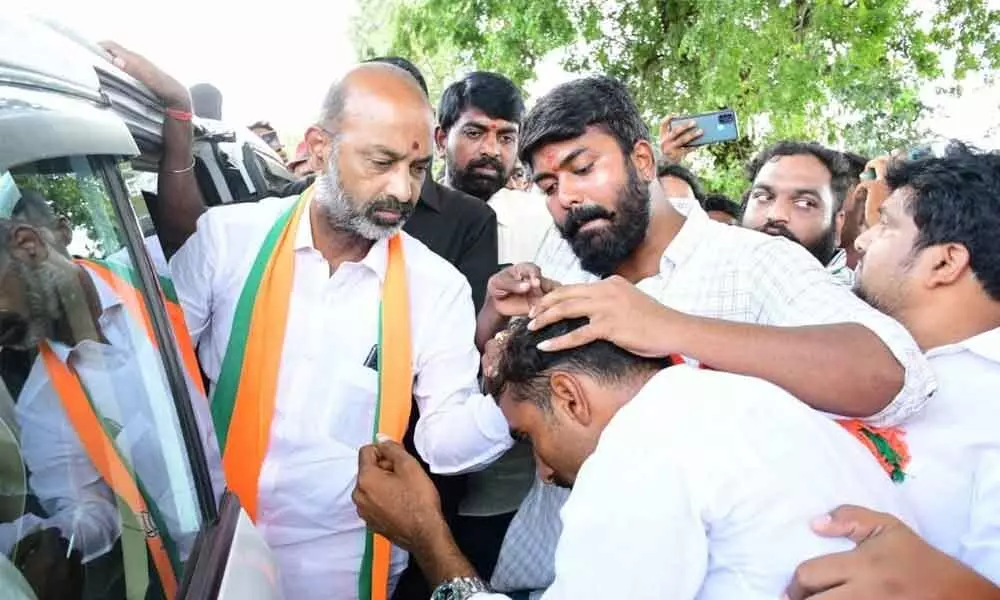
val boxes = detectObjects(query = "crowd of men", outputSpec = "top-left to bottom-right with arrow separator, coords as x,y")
1,33 -> 998,600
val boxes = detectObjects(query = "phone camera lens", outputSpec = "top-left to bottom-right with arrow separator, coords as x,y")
718,113 -> 734,125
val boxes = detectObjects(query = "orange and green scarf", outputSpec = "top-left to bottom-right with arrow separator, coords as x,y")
76,258 -> 205,397
38,257 -> 208,597
211,187 -> 413,600
40,345 -> 181,598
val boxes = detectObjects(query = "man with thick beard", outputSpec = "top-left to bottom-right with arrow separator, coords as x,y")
741,142 -> 854,285
168,63 -> 515,599
438,72 -> 524,203
475,76 -> 934,596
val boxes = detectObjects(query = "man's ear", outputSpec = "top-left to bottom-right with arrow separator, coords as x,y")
925,243 -> 970,289
304,126 -> 330,169
834,209 -> 846,247
9,224 -> 49,266
55,216 -> 74,249
630,140 -> 656,182
434,126 -> 448,157
548,371 -> 592,427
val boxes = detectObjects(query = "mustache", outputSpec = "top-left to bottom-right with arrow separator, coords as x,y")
561,204 -> 615,240
364,195 -> 414,219
756,220 -> 803,245
466,156 -> 506,178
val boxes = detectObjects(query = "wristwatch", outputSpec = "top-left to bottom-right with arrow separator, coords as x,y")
430,576 -> 491,600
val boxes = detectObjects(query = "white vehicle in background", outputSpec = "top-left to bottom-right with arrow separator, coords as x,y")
0,15 -> 287,599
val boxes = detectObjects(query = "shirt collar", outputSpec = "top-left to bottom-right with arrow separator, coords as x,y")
825,249 -> 855,287
293,194 -> 391,282
660,207 -> 712,271
926,326 -> 1000,364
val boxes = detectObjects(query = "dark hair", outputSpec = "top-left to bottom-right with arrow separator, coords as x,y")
190,83 -> 223,120
248,120 -> 273,132
656,161 -> 705,201
702,193 -> 740,219
842,151 -> 870,187
519,76 -> 650,168
438,72 -> 524,134
746,141 -> 852,211
487,317 -> 669,410
365,56 -> 429,96
885,142 -> 1000,301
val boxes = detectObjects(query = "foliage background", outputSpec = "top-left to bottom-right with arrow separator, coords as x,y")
352,0 -> 1000,197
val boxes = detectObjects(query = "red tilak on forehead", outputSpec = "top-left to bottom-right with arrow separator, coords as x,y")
541,147 -> 558,164
412,141 -> 420,150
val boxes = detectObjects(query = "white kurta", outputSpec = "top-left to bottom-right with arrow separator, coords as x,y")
476,366 -> 914,600
169,196 -> 513,599
900,326 -> 1000,584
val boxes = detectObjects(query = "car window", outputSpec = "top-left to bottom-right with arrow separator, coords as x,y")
0,155 -> 208,599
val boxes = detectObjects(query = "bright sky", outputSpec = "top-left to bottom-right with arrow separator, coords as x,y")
29,0 -> 999,149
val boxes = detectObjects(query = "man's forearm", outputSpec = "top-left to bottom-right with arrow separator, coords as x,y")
475,302 -> 508,352
669,316 -> 904,417
412,521 -> 479,588
151,108 -> 206,259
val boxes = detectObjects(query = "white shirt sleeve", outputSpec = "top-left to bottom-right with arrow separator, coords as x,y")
15,376 -> 120,563
168,209 -> 220,347
411,276 -> 513,474
534,428 -> 708,599
959,449 -> 1000,585
743,236 -> 935,426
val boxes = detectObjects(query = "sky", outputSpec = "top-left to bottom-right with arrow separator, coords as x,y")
26,0 -> 1000,150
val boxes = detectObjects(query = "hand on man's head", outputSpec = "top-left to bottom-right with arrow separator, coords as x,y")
486,263 -> 560,318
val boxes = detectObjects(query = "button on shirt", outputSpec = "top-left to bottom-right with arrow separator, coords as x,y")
492,206 -> 935,592
169,196 -> 513,600
0,265 -> 217,562
900,327 -> 1000,584
475,367 -> 914,600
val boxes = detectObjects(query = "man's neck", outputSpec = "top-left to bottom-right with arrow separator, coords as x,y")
309,202 -> 374,272
898,297 -> 1000,352
613,199 -> 686,283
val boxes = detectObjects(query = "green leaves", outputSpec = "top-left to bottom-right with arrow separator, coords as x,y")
354,0 -> 1000,196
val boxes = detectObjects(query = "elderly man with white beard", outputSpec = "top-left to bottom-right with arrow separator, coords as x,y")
167,63 -> 515,599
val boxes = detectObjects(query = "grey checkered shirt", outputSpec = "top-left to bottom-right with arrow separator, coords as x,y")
490,208 -> 935,594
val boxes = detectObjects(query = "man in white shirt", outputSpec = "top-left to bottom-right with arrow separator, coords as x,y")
0,188 -> 226,573
168,63 -> 513,599
852,144 -> 1000,584
478,75 -> 934,595
352,317 -> 914,600
741,141 -> 856,286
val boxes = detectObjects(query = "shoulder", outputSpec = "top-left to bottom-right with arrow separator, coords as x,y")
399,231 -> 471,294
431,182 -> 495,227
197,195 -> 300,233
606,367 -> 821,443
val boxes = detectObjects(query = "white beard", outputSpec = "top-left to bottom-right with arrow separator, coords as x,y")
313,148 -> 404,241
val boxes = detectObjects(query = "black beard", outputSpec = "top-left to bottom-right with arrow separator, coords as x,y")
755,220 -> 838,266
447,154 -> 509,201
557,164 -> 650,278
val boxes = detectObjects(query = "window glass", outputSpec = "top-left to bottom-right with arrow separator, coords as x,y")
0,156 -> 206,599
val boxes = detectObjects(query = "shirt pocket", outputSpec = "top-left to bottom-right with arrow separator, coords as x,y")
324,365 -> 379,451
